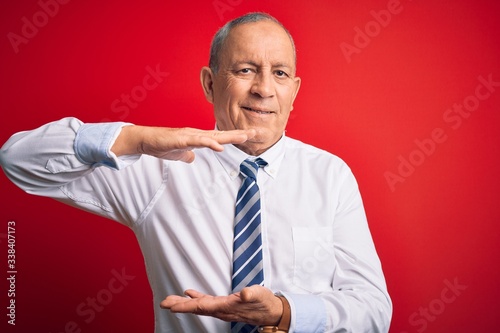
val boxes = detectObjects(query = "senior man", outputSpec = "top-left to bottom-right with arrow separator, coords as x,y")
0,12 -> 391,333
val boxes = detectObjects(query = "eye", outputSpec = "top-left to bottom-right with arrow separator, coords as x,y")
238,68 -> 253,74
275,70 -> 289,78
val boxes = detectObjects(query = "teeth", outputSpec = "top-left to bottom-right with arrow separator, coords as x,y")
243,107 -> 270,114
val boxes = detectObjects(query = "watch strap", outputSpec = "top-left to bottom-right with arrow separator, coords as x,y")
259,296 -> 291,332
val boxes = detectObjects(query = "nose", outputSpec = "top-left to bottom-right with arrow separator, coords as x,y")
250,72 -> 275,98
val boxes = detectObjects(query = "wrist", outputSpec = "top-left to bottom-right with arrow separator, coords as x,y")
111,125 -> 143,156
259,296 -> 291,332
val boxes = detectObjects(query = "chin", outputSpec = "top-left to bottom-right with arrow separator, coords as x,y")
247,126 -> 270,137
249,131 -> 281,149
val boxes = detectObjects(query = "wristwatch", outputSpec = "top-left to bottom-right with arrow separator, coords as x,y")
258,296 -> 291,332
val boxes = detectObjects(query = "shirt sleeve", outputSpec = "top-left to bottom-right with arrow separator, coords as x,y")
0,117 -> 136,193
278,292 -> 326,333
319,164 -> 392,332
0,117 -> 157,226
74,121 -> 137,170
280,160 -> 392,333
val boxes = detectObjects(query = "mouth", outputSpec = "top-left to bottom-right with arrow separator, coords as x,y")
241,106 -> 274,115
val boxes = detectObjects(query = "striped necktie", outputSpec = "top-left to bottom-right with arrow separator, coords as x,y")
231,157 -> 267,333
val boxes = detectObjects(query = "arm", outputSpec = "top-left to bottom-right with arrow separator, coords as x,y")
285,165 -> 391,332
326,166 -> 392,332
0,117 -> 255,221
0,117 -> 121,193
0,117 -> 254,188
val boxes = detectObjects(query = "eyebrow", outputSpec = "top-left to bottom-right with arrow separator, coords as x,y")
232,61 -> 293,70
232,61 -> 259,68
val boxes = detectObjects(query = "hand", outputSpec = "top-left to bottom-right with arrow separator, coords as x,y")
160,285 -> 283,326
111,126 -> 256,163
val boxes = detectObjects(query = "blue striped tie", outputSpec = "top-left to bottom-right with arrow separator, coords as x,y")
231,157 -> 267,333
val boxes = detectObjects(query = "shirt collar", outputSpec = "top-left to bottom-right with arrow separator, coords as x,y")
213,132 -> 286,180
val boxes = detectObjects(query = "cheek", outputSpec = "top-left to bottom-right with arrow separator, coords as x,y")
226,80 -> 250,100
277,113 -> 291,131
214,79 -> 244,105
277,91 -> 295,115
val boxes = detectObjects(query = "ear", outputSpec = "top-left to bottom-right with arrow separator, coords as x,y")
200,66 -> 215,104
290,76 -> 301,110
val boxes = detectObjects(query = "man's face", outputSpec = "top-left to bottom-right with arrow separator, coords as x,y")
202,20 -> 301,155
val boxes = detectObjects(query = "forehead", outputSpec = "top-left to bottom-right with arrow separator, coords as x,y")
222,21 -> 295,67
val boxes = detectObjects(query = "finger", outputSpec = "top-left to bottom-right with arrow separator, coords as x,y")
184,289 -> 206,298
214,129 -> 257,145
171,128 -> 256,156
196,129 -> 256,151
160,295 -> 189,309
166,297 -> 209,314
166,300 -> 197,313
169,294 -> 235,315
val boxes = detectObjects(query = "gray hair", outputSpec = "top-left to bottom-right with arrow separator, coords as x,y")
209,12 -> 297,74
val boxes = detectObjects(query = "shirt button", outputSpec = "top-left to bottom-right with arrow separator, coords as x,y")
230,171 -> 238,177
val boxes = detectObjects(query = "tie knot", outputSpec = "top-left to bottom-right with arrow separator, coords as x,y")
239,158 -> 267,180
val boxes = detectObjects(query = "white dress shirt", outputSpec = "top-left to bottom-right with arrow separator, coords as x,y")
0,117 -> 392,332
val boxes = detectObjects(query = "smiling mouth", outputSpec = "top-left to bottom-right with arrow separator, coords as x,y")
241,106 -> 274,114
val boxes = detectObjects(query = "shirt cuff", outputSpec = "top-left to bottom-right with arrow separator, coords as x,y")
278,291 -> 326,333
74,122 -> 137,170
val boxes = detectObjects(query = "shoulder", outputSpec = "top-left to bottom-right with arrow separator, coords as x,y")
282,136 -> 361,193
283,136 -> 349,169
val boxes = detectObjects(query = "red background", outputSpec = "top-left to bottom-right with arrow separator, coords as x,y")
1,0 -> 499,332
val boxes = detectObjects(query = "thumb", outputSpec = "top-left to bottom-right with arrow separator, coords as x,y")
160,150 -> 195,163
240,285 -> 263,303
177,150 -> 195,163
